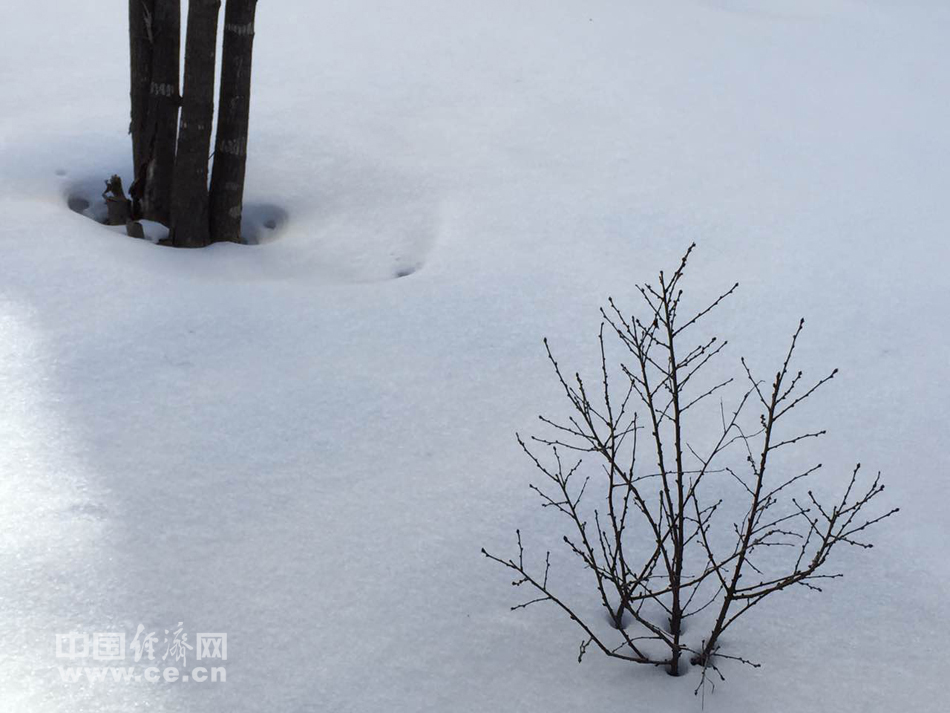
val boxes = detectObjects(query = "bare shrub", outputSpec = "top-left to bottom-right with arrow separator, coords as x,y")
483,245 -> 897,688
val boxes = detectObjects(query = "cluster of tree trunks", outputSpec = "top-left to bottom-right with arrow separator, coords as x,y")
128,0 -> 258,248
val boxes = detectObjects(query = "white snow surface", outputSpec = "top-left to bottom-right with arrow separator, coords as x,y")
1,1 -> 949,711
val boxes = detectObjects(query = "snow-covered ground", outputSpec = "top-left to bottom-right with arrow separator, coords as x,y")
1,1 -> 948,711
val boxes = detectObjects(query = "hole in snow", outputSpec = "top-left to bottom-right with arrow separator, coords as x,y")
67,196 -> 90,214
64,175 -> 108,223
63,176 -> 286,248
240,203 -> 288,245
605,611 -> 631,630
394,265 -> 418,279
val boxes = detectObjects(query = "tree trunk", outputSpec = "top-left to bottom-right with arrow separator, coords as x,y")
128,0 -> 154,183
170,0 -> 221,248
129,0 -> 180,224
209,0 -> 258,244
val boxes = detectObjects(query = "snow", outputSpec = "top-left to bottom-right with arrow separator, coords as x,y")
1,0 -> 949,711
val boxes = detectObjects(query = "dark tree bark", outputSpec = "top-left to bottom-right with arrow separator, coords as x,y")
129,0 -> 180,223
128,1 -> 154,180
103,175 -> 132,226
209,0 -> 259,244
170,0 -> 221,248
